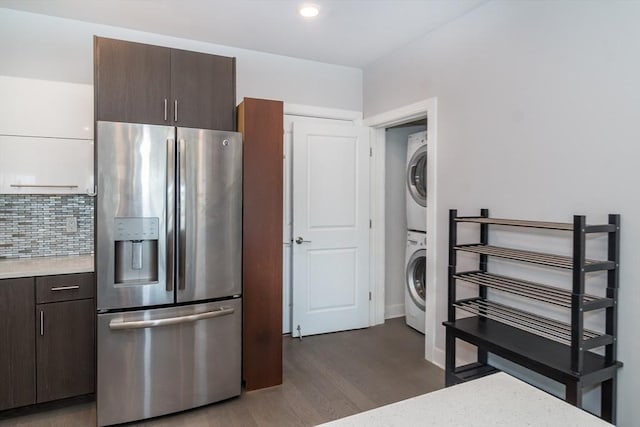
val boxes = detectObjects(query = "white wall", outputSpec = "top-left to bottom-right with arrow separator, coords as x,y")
0,8 -> 362,111
364,1 -> 640,425
384,125 -> 426,319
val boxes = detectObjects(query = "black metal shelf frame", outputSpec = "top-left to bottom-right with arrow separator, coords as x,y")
444,209 -> 621,424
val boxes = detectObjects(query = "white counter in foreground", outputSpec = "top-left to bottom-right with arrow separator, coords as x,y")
318,372 -> 610,427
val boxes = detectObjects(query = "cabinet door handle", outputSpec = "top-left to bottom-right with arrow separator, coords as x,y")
164,98 -> 168,121
51,285 -> 80,291
40,311 -> 44,336
174,100 -> 178,122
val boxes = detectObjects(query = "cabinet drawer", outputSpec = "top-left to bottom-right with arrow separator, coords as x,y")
36,273 -> 95,303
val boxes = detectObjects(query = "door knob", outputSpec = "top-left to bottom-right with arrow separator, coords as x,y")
295,237 -> 311,244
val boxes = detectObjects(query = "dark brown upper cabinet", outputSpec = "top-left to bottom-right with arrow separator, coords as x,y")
95,36 -> 236,130
94,37 -> 171,126
171,48 -> 235,131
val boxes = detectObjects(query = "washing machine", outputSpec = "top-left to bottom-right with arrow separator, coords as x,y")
406,131 -> 427,232
405,230 -> 426,333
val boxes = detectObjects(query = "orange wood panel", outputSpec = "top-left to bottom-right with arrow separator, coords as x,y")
238,98 -> 284,390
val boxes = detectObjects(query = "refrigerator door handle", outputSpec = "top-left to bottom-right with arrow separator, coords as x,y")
166,138 -> 175,292
108,306 -> 235,330
178,138 -> 187,290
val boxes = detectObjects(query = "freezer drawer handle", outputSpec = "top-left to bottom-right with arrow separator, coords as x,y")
108,306 -> 235,331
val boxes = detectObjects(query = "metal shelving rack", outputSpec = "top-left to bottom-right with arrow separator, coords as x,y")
443,209 -> 622,424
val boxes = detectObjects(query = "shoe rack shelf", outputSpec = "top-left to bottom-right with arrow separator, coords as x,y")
443,209 -> 622,424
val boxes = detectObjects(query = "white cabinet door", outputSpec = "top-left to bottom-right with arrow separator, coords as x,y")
0,136 -> 94,195
0,76 -> 94,195
0,76 -> 93,140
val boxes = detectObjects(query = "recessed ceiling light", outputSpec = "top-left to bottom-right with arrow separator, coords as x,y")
299,5 -> 320,18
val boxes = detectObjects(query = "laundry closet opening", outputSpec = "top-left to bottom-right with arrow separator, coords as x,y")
384,119 -> 428,343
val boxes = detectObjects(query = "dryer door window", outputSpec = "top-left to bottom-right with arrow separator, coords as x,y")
406,249 -> 426,310
407,145 -> 427,207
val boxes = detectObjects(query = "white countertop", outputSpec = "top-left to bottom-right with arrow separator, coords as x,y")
318,373 -> 610,427
0,254 -> 94,279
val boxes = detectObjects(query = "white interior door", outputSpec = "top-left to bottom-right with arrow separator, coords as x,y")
292,122 -> 371,337
283,115 -> 356,334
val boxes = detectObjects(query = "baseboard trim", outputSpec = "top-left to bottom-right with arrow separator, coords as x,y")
384,304 -> 405,319
433,347 -> 446,369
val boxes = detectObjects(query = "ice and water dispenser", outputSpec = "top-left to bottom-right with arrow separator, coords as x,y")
114,217 -> 159,284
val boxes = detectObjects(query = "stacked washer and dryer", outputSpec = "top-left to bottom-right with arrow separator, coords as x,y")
405,131 -> 427,333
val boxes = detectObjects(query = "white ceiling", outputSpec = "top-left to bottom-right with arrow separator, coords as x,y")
0,0 -> 486,68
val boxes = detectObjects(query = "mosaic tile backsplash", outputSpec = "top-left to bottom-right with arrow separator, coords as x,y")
0,195 -> 94,259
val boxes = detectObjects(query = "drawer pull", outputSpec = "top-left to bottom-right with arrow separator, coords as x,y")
51,285 -> 80,291
40,311 -> 44,336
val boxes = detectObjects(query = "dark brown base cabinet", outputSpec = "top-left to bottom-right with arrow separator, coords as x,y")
0,273 -> 95,412
36,299 -> 95,403
0,278 -> 36,411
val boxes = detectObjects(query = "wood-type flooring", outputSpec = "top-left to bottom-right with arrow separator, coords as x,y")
0,318 -> 443,426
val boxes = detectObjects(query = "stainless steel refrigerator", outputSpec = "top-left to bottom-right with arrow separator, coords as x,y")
95,121 -> 242,426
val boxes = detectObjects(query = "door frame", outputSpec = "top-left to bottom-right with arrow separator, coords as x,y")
284,103 -> 363,122
282,100 -> 439,367
363,98 -> 439,366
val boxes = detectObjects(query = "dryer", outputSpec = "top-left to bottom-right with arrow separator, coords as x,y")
406,131 -> 427,232
405,230 -> 426,333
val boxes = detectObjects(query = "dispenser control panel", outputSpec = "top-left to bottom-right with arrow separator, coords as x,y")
114,217 -> 159,241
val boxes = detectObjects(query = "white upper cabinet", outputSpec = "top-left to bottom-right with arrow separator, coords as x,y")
0,76 -> 94,194
0,136 -> 94,195
0,76 -> 93,139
